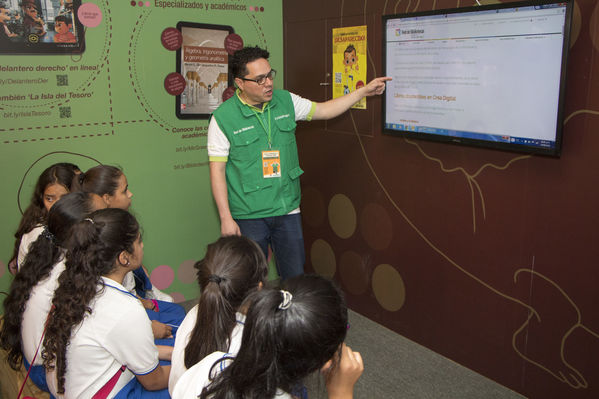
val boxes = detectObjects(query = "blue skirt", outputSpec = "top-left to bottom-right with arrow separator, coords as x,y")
113,377 -> 170,399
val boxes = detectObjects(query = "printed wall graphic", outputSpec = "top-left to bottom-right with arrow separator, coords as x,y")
175,22 -> 233,119
0,0 -> 284,306
332,25 -> 366,109
0,0 -> 85,54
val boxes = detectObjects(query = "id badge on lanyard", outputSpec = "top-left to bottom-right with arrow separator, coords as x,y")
262,150 -> 281,178
252,105 -> 281,178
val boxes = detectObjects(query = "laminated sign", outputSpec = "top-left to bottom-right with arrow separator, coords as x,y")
332,25 -> 367,109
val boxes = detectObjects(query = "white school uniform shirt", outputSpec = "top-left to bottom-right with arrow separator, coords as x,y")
172,351 -> 292,399
168,305 -> 246,395
21,258 -> 66,366
46,276 -> 159,399
17,225 -> 44,270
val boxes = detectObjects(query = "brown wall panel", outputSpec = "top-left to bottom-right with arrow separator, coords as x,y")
284,0 -> 599,398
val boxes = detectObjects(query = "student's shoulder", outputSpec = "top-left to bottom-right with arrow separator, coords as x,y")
173,351 -> 229,399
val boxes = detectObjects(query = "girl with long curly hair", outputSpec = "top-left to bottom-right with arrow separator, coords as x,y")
9,162 -> 79,273
77,165 -> 185,344
0,191 -> 104,393
42,208 -> 171,398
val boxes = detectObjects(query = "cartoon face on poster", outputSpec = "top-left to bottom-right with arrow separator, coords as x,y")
332,25 -> 367,109
0,0 -> 85,54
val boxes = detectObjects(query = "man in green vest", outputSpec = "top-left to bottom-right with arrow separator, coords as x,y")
208,46 -> 390,280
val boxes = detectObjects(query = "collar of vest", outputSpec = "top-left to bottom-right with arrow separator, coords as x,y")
235,89 -> 278,117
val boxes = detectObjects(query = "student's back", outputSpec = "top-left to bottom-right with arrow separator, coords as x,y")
173,274 -> 364,399
169,235 -> 267,394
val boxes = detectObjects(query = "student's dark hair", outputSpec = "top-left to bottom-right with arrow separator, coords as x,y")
184,235 -> 268,369
200,274 -> 348,399
10,163 -> 79,269
230,46 -> 270,78
0,192 -> 98,369
42,208 -> 139,394
77,165 -> 123,196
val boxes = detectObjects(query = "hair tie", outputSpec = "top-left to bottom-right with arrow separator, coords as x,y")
41,226 -> 56,243
208,275 -> 223,284
278,290 -> 293,310
84,218 -> 94,224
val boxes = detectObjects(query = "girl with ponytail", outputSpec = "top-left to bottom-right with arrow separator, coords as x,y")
168,235 -> 268,394
42,208 -> 171,398
173,274 -> 364,399
78,165 -> 185,343
0,191 -> 105,393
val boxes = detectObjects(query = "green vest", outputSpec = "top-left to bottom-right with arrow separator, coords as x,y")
213,90 -> 304,219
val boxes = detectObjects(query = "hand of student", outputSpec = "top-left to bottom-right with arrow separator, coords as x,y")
221,217 -> 241,236
151,320 -> 173,339
361,76 -> 392,97
322,343 -> 364,399
140,298 -> 156,311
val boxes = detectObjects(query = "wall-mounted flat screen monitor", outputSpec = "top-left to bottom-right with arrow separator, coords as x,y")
382,0 -> 572,157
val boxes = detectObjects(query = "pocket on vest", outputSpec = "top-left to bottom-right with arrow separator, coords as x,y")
230,130 -> 260,161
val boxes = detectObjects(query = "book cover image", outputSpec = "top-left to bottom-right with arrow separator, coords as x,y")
176,22 -> 233,119
332,25 -> 367,109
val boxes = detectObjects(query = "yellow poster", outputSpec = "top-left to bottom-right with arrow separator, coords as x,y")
332,25 -> 367,109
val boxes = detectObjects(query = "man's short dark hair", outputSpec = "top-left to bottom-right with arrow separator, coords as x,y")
230,46 -> 270,78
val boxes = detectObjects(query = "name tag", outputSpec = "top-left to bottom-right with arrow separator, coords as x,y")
262,150 -> 281,178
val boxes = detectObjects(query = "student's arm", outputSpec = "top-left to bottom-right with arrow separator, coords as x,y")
323,343 -> 364,399
136,364 -> 171,391
312,77 -> 391,120
151,320 -> 173,339
209,161 -> 241,236
157,345 -> 173,361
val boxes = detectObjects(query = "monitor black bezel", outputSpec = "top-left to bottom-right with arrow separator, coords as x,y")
381,0 -> 573,157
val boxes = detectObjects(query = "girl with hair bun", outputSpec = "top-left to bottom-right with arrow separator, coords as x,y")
168,235 -> 268,394
77,164 -> 185,345
43,208 -> 171,398
173,274 -> 364,399
10,162 -> 80,273
0,191 -> 105,393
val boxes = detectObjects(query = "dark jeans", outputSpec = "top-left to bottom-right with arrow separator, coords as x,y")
236,213 -> 305,281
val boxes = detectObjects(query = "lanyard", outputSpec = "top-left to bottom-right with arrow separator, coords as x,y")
251,104 -> 272,149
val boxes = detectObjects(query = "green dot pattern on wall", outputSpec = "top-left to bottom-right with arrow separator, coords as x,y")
360,202 -> 393,251
310,239 -> 336,278
177,259 -> 197,285
328,193 -> 357,239
339,250 -> 369,296
150,264 -> 175,290
372,264 -> 406,312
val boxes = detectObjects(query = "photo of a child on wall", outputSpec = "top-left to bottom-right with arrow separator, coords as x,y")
0,0 -> 84,54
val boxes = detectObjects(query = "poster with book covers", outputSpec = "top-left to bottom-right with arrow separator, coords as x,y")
332,25 -> 367,109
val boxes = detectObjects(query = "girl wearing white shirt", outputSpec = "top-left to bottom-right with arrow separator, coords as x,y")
173,274 -> 364,399
169,235 -> 268,394
42,208 -> 170,398
10,162 -> 80,272
0,191 -> 104,393
78,164 -> 185,343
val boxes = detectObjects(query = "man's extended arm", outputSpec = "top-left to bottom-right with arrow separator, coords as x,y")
209,161 -> 241,236
312,76 -> 391,120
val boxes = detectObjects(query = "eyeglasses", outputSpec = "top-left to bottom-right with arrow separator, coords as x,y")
239,69 -> 276,85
